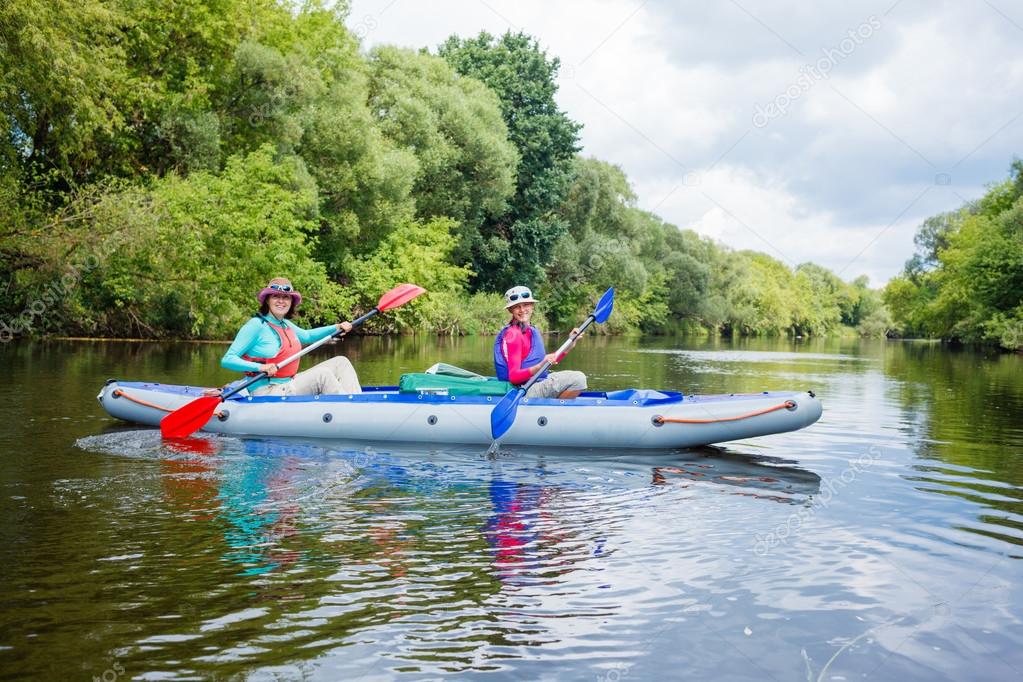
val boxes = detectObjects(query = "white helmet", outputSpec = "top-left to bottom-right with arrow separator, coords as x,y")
503,285 -> 539,309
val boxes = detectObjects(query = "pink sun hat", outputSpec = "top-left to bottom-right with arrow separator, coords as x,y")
257,277 -> 303,307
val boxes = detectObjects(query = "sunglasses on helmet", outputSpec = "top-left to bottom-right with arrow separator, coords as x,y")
508,290 -> 532,302
268,283 -> 293,292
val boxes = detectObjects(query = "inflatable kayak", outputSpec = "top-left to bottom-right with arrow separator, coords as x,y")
97,380 -> 823,449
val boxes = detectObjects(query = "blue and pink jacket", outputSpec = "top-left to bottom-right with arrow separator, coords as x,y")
493,324 -> 550,385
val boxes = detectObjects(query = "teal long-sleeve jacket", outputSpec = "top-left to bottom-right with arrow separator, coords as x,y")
221,315 -> 338,390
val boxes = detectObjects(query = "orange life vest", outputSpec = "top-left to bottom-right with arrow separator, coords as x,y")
241,318 -> 301,379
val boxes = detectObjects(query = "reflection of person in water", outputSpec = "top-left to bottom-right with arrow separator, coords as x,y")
217,449 -> 303,576
485,480 -> 543,576
160,446 -> 293,575
160,437 -> 422,579
363,500 -> 411,581
160,437 -> 312,575
160,439 -> 220,523
484,477 -> 609,586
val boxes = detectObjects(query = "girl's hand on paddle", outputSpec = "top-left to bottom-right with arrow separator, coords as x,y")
542,352 -> 561,368
336,321 -> 353,334
259,363 -> 279,377
569,327 -> 582,346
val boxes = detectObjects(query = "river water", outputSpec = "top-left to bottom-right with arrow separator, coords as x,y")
0,336 -> 1020,681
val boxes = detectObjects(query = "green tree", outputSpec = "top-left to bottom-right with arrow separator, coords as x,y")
216,8 -> 419,268
849,276 -> 891,337
725,253 -> 799,335
658,225 -> 723,330
0,2 -> 895,342
794,262 -> 855,335
8,145 -> 345,339
0,0 -> 294,186
885,161 -> 1023,349
439,31 -> 581,291
544,158 -> 663,330
1,0 -> 133,182
366,46 -> 518,252
905,212 -> 959,277
346,217 -> 474,332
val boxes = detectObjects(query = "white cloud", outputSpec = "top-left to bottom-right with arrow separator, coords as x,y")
350,0 -> 1023,284
635,165 -> 919,285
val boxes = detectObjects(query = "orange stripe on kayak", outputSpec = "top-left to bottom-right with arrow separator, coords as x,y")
655,400 -> 795,424
114,389 -> 222,418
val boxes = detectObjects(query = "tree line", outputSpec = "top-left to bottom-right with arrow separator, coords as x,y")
884,161 -> 1023,351
2,0 -> 898,340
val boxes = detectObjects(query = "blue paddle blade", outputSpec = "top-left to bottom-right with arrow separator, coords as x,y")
593,287 -> 615,323
490,388 -> 526,440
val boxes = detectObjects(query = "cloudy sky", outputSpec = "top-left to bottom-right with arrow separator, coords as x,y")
349,0 -> 1023,285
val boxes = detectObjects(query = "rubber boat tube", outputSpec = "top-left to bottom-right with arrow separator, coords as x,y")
97,381 -> 823,449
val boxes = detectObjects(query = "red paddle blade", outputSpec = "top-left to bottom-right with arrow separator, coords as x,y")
160,395 -> 222,439
376,283 -> 426,311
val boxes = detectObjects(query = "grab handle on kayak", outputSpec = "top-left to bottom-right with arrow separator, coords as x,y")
653,400 -> 796,425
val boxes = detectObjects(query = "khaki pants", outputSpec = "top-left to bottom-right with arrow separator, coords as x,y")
525,370 -> 587,399
252,356 -> 362,396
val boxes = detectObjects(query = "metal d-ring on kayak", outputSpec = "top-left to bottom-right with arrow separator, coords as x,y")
98,380 -> 824,449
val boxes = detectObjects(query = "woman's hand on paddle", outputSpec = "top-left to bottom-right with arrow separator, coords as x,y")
259,363 -> 279,377
544,328 -> 582,369
336,321 -> 353,334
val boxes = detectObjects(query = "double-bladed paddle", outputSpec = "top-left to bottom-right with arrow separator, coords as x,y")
488,287 -> 615,449
160,283 -> 426,439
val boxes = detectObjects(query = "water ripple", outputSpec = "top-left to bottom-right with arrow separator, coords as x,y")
4,339 -> 1023,680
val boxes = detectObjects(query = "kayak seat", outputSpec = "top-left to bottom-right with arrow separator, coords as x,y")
605,389 -> 682,404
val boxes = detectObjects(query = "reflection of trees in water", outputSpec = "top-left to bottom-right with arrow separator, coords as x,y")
885,342 -> 1023,551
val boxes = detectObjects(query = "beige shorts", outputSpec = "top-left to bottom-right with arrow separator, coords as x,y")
525,370 -> 587,399
251,356 -> 361,396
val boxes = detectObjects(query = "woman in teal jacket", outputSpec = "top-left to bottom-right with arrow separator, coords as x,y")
221,277 -> 361,396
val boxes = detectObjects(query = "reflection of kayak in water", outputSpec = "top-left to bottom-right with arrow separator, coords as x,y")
647,447 -> 821,502
80,428 -> 821,503
98,380 -> 823,449
79,431 -> 822,586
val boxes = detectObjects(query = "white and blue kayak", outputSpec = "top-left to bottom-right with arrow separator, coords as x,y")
98,380 -> 823,449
